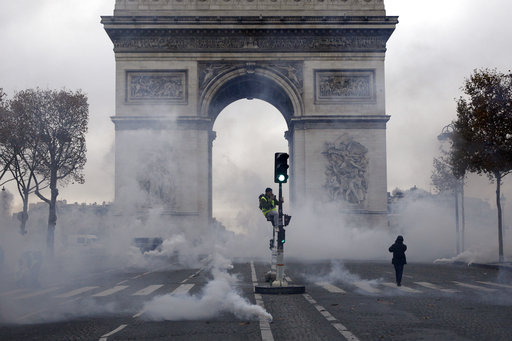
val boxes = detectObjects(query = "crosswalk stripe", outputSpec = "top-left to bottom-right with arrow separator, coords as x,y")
352,281 -> 381,294
92,286 -> 129,297
171,284 -> 194,295
131,284 -> 164,296
382,282 -> 422,293
16,287 -> 61,299
453,281 -> 497,292
316,282 -> 346,294
55,286 -> 99,298
414,282 -> 458,293
476,281 -> 512,289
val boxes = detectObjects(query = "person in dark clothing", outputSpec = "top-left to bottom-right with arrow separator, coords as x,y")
388,235 -> 407,286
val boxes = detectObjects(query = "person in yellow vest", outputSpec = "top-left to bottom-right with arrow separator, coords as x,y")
259,187 -> 281,227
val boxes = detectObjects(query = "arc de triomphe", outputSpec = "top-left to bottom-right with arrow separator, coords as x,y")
102,0 -> 397,230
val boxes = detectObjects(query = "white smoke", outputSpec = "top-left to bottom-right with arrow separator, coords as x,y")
143,250 -> 272,322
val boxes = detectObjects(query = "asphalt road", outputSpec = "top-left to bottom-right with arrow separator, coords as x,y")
1,260 -> 512,340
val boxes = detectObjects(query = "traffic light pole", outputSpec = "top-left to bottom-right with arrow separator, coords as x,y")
255,152 -> 304,294
273,182 -> 286,286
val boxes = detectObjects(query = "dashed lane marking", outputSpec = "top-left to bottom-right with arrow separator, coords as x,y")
316,282 -> 346,294
55,286 -> 99,298
250,261 -> 274,341
92,285 -> 129,297
303,293 -> 360,341
352,281 -> 381,294
99,324 -> 127,341
453,281 -> 497,292
131,284 -> 164,296
414,282 -> 459,293
476,281 -> 512,289
382,282 -> 422,293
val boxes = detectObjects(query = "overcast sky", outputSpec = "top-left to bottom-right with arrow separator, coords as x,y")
1,0 -> 512,213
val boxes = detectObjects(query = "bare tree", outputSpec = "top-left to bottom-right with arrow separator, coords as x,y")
0,88 -> 13,183
451,68 -> 512,262
3,91 -> 49,234
11,89 -> 88,254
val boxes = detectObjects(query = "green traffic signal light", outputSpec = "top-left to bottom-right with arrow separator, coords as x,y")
274,152 -> 289,183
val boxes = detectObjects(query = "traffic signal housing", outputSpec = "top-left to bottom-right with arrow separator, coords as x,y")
277,227 -> 286,248
274,152 -> 289,183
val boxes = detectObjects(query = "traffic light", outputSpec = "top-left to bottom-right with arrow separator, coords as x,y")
277,227 -> 286,247
274,152 -> 289,183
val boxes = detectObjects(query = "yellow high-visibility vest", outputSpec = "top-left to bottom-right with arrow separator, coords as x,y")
260,195 -> 277,216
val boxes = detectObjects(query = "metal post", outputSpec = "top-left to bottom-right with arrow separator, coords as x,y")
273,182 -> 287,286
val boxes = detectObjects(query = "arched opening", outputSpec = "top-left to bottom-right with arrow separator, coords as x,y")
206,73 -> 295,125
212,99 -> 288,233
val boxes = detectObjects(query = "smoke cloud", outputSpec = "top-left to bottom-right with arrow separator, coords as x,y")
143,251 -> 272,322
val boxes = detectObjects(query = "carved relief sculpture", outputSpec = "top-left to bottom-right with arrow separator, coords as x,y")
126,70 -> 188,103
315,69 -> 375,103
198,61 -> 303,92
323,136 -> 368,205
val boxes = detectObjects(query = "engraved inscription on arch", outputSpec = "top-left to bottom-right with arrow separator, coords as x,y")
314,69 -> 375,104
126,70 -> 188,104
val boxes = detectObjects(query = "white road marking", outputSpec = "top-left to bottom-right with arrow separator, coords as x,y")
132,310 -> 144,318
250,261 -> 274,341
316,282 -> 346,294
16,287 -> 61,299
92,285 -> 129,297
116,280 -> 128,285
453,281 -> 497,292
131,284 -> 164,296
55,286 -> 99,298
476,281 -> 512,289
352,281 -> 381,294
181,269 -> 202,283
171,283 -> 195,295
414,282 -> 458,293
382,282 -> 422,293
99,324 -> 127,341
303,293 -> 360,341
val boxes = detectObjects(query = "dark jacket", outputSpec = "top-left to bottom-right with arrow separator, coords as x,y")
389,240 -> 407,265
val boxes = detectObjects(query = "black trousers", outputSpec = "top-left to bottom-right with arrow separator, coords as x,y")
394,263 -> 404,284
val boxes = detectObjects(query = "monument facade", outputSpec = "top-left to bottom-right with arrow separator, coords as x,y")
102,0 -> 397,229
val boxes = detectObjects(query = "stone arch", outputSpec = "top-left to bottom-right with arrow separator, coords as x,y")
198,63 -> 304,127
103,1 -> 398,229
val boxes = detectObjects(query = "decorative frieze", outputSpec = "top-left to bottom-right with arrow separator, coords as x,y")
126,70 -> 188,104
198,60 -> 303,93
315,69 -> 375,104
323,135 -> 368,205
111,29 -> 389,53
